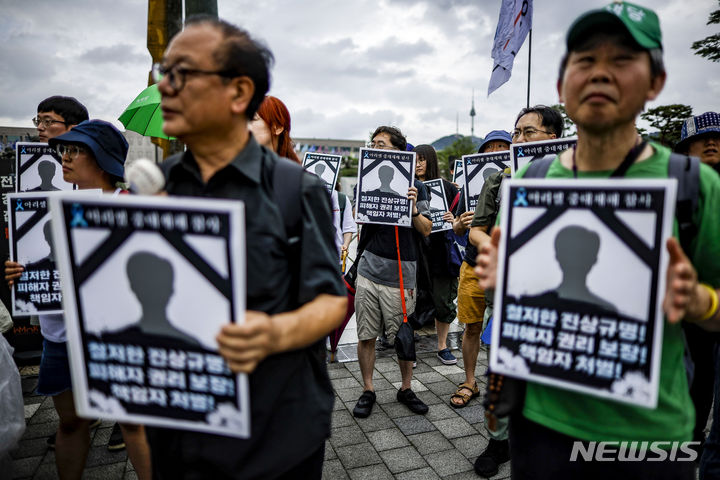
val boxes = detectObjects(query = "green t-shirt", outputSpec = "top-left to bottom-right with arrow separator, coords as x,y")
514,142 -> 720,442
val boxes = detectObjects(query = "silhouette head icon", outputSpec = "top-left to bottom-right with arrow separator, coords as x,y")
42,219 -> 54,254
378,165 -> 394,186
483,167 -> 500,181
554,225 -> 599,275
127,251 -> 174,309
38,160 -> 56,181
314,163 -> 326,177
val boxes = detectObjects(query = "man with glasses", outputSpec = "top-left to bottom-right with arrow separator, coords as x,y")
147,16 -> 346,479
463,106 -> 562,477
33,96 -> 88,143
352,126 -> 433,419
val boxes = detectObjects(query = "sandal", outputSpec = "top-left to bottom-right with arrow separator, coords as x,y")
450,381 -> 479,409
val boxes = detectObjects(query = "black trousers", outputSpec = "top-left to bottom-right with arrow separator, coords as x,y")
509,413 -> 695,480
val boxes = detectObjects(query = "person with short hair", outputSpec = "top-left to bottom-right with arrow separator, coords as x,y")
352,126 -> 433,419
6,119 -> 152,479
475,3 -> 720,478
33,96 -> 89,143
148,16 -> 346,479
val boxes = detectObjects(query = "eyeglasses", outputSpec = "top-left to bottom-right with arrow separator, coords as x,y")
56,144 -> 88,160
367,141 -> 394,150
33,117 -> 68,128
511,127 -> 551,140
152,62 -> 236,92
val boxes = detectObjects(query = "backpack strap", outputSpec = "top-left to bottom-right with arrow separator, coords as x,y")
522,157 -> 555,178
667,153 -> 700,255
338,191 -> 347,220
272,156 -> 304,244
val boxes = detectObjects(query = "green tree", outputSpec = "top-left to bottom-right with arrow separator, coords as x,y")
550,104 -> 576,137
692,2 -> 720,62
437,136 -> 476,178
639,104 -> 693,148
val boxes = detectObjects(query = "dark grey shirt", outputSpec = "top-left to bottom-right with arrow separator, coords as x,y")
146,136 -> 344,479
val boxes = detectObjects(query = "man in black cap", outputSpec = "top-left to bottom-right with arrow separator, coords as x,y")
475,2 -> 720,478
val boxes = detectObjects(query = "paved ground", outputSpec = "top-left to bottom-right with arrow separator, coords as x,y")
10,330 -> 511,480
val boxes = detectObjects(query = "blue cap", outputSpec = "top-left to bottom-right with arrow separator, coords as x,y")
478,130 -> 512,153
676,112 -> 720,152
49,119 -> 128,178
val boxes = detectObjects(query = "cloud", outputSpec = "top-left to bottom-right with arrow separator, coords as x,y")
0,0 -> 717,145
78,45 -> 148,65
364,37 -> 434,63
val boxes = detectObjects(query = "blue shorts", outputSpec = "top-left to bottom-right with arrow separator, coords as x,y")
36,339 -> 72,396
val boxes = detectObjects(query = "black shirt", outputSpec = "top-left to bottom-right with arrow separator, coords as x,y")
146,137 -> 344,479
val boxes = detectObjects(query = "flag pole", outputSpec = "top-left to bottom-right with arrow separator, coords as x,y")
526,29 -> 532,108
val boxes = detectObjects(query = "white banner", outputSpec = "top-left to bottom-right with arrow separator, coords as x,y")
488,0 -> 533,96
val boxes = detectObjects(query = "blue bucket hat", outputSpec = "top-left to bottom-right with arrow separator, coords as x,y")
478,130 -> 512,153
49,119 -> 128,178
675,112 -> 720,153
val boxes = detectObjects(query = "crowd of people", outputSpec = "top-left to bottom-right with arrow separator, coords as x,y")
2,1 -> 720,479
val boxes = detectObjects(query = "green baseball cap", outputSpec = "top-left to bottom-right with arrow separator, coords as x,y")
566,1 -> 662,51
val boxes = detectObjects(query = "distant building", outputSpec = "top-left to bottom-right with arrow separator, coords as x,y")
0,126 -> 36,150
293,137 -> 365,160
124,130 -> 164,164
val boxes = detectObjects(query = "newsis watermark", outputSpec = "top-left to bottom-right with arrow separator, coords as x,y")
569,441 -> 700,462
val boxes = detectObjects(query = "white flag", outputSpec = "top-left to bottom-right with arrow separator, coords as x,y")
487,0 -> 533,96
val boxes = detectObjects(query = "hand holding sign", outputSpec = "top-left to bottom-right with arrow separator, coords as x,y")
217,311 -> 276,374
663,237 -> 701,324
408,186 -> 418,209
4,260 -> 23,287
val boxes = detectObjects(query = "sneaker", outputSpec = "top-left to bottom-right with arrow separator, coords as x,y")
397,388 -> 428,415
107,423 -> 126,451
47,419 -> 101,450
437,348 -> 457,365
474,438 -> 510,477
377,334 -> 393,351
353,390 -> 376,418
413,361 -> 417,368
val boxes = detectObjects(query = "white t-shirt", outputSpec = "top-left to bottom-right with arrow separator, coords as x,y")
331,190 -> 357,256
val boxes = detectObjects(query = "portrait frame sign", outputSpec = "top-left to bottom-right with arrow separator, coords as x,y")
50,193 -> 250,438
423,179 -> 452,232
510,137 -> 578,175
355,148 -> 415,227
452,159 -> 464,187
303,152 -> 342,191
7,191 -> 78,316
462,151 -> 511,212
491,178 -> 676,408
15,142 -> 75,192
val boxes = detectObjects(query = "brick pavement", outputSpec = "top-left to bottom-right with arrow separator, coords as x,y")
10,335 -> 511,479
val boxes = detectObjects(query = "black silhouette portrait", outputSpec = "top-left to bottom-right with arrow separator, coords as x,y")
530,225 -> 618,313
29,160 -> 60,191
105,251 -> 201,347
482,167 -> 500,181
369,165 -> 402,197
24,219 -> 55,269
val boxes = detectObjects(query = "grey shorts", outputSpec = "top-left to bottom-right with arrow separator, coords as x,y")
355,274 -> 416,343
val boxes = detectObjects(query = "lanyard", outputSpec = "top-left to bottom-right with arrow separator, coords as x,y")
572,140 -> 648,178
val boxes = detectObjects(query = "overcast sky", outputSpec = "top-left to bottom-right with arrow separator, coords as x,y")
1,0 -> 718,145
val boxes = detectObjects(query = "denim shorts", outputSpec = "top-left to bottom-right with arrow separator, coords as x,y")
36,339 -> 72,396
